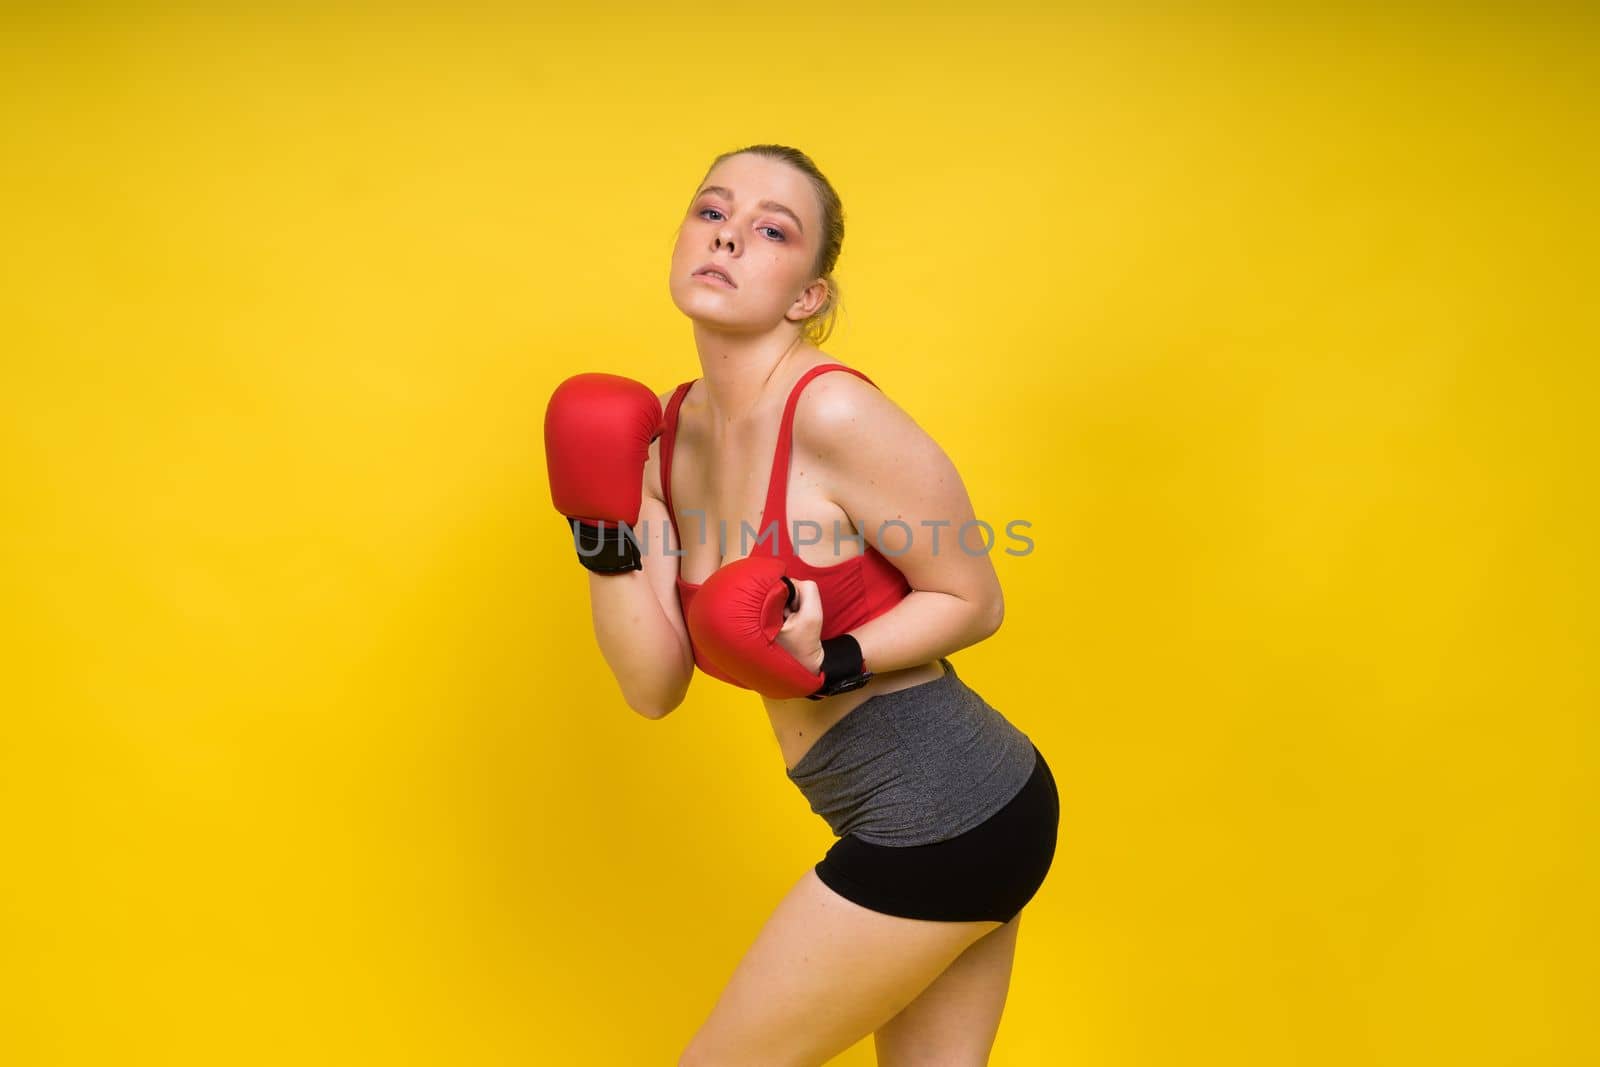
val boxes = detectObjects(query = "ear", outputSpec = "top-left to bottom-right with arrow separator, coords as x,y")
789,277 -> 831,320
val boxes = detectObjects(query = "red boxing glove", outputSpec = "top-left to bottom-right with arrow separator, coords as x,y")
687,555 -> 823,698
544,372 -> 663,573
687,555 -> 873,700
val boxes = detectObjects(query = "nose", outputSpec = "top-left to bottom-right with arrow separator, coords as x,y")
714,230 -> 736,253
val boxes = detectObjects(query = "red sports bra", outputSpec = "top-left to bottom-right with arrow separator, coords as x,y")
660,363 -> 914,689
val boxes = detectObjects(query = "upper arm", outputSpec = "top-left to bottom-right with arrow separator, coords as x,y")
797,372 -> 1004,621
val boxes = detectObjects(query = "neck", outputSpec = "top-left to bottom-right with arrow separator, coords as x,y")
691,324 -> 811,425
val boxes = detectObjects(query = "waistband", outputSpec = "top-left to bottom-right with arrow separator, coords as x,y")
785,656 -> 959,783
781,655 -> 1038,845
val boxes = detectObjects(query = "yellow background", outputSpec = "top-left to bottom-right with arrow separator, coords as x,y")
3,4 -> 1594,1064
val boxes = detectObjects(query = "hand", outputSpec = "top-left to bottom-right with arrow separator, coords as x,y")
685,555 -> 828,699
775,578 -> 825,674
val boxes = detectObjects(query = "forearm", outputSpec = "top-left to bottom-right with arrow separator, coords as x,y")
845,589 -> 1002,676
588,568 -> 690,719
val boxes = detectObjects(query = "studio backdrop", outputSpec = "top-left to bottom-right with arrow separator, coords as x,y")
2,5 -> 1592,1065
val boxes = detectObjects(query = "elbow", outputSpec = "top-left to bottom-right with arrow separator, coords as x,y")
626,689 -> 679,721
982,593 -> 1005,638
631,703 -> 673,721
624,666 -> 690,721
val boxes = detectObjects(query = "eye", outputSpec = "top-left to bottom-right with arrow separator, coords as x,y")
697,207 -> 786,242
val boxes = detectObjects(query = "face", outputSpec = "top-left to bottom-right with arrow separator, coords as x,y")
668,153 -> 827,336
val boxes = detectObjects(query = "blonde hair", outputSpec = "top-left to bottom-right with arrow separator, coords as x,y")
696,143 -> 846,345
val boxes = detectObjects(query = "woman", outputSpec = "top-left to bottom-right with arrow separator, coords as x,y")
545,145 -> 1059,1066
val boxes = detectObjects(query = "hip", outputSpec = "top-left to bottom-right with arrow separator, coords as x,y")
784,656 -> 1038,846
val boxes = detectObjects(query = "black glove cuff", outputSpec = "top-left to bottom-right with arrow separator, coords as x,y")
567,518 -> 642,574
807,633 -> 873,700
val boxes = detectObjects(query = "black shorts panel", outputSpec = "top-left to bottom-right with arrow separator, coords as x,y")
812,743 -> 1060,923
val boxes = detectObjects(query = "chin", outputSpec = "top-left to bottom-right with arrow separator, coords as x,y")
673,290 -> 741,326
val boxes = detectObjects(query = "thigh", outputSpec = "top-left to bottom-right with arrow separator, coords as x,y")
679,867 -> 1003,1067
873,913 -> 1022,1067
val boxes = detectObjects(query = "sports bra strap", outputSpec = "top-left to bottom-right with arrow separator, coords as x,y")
762,364 -> 879,548
660,380 -> 695,522
660,365 -> 880,556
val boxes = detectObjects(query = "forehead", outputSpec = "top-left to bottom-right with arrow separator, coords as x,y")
698,154 -> 818,229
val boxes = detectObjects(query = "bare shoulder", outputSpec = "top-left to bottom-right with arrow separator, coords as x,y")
792,363 -> 925,460
791,361 -> 996,603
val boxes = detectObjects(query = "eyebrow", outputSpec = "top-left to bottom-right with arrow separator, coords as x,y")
694,185 -> 805,236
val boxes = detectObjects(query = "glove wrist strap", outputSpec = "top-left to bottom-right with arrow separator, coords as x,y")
568,518 -> 642,574
808,633 -> 873,700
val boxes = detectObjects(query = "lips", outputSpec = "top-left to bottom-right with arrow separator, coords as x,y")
693,266 -> 736,288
